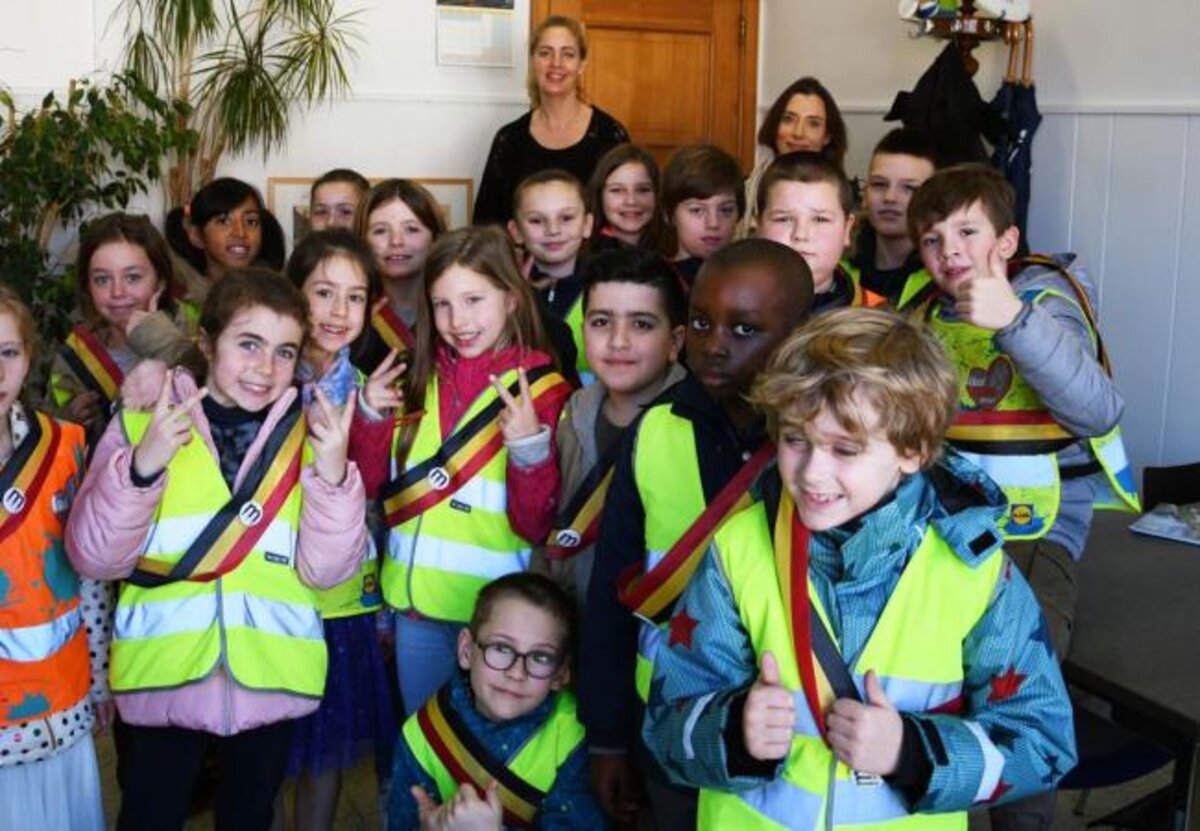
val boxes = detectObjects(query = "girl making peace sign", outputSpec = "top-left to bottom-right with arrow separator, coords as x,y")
66,269 -> 367,830
380,227 -> 573,715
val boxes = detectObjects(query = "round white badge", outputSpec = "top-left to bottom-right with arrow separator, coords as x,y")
427,467 -> 451,491
238,501 -> 264,527
2,487 -> 26,514
555,529 -> 582,548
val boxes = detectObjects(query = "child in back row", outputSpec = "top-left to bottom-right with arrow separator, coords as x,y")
645,308 -> 1075,830
587,143 -> 663,254
389,573 -> 605,831
844,128 -> 938,309
379,227 -> 573,717
908,164 -> 1137,829
534,246 -> 688,606
660,144 -> 744,291
67,269 -> 367,830
309,168 -> 370,233
50,213 -> 190,443
581,239 -> 814,829
0,286 -> 107,831
508,169 -> 594,383
756,151 -> 884,311
357,179 -> 447,371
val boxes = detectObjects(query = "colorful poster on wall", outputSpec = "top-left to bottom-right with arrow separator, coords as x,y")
436,0 -> 516,67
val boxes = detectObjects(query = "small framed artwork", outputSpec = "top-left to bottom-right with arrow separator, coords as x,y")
266,176 -> 475,247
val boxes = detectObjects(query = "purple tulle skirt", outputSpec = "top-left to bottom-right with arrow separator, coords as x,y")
285,613 -> 398,778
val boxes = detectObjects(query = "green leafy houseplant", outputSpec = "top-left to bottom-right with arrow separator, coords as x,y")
0,74 -> 196,366
117,0 -> 361,206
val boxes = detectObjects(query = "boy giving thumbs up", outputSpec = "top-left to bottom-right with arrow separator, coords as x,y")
642,308 -> 1075,830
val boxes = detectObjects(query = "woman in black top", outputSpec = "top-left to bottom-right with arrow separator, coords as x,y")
472,14 -> 629,227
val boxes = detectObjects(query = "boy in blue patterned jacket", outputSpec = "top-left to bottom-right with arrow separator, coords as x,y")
644,308 -> 1075,830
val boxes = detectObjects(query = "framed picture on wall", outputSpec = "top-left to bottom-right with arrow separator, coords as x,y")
266,176 -> 475,247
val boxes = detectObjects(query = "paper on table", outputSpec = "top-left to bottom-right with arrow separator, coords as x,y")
1129,503 -> 1200,547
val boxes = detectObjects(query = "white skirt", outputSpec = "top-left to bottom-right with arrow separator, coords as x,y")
0,733 -> 105,831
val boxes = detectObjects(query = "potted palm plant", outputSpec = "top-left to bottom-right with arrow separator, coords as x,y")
117,0 -> 361,206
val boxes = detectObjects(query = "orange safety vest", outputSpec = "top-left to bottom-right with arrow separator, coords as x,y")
0,413 -> 91,727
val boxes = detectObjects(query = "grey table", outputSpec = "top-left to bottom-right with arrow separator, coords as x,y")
1065,511 -> 1200,829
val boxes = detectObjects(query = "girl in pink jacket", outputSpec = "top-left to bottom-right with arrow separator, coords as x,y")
67,269 -> 367,831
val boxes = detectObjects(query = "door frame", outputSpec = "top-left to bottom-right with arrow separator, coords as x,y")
529,0 -> 760,169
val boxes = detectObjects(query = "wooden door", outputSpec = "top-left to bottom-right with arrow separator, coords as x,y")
532,0 -> 760,172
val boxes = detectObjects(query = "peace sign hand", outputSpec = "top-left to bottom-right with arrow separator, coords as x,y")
490,367 -> 540,442
363,348 -> 407,414
132,376 -> 207,480
308,386 -> 356,486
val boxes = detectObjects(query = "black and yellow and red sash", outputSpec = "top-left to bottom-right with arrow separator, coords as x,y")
382,365 -> 569,529
0,413 -> 62,544
372,304 -> 415,353
416,686 -> 547,829
60,325 -> 123,405
619,442 -> 774,622
772,491 -> 861,741
128,404 -> 306,587
544,448 -> 618,560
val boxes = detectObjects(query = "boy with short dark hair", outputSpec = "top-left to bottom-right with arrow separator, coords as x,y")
756,152 -> 883,311
645,308 -> 1075,830
908,163 -> 1138,830
660,144 -> 745,290
581,238 -> 815,828
534,247 -> 688,606
844,129 -> 938,308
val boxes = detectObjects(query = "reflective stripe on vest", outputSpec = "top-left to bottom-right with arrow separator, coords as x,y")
402,687 -> 585,828
382,370 -> 543,622
696,502 -> 1001,829
0,414 -> 90,727
631,406 -> 706,701
0,607 -> 82,663
113,410 -> 325,697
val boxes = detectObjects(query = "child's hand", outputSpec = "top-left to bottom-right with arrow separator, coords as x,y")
121,360 -> 170,411
92,699 -> 116,734
64,390 -> 104,427
123,283 -> 165,338
825,669 -> 904,776
132,377 -> 207,480
743,650 -> 796,761
412,786 -> 446,831
308,386 -> 356,486
491,367 -> 540,442
954,243 -> 1023,331
589,753 -> 642,827
443,782 -> 503,831
362,348 -> 407,413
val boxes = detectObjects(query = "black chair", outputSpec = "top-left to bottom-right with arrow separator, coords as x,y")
1142,463 -> 1200,511
1059,705 -> 1174,828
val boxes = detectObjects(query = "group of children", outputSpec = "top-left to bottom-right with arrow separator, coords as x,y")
0,97 -> 1142,830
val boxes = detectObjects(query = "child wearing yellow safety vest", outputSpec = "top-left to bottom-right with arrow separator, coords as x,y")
388,573 -> 605,830
67,269 -> 368,830
381,227 -> 573,718
0,286 -> 108,831
646,309 -> 1075,831
907,163 -> 1137,830
581,240 -> 814,828
49,213 -> 194,446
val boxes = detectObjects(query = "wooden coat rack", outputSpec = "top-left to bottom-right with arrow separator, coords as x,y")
914,0 -> 1009,76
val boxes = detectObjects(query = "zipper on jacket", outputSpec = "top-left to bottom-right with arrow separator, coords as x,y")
825,756 -> 838,831
405,513 -> 424,613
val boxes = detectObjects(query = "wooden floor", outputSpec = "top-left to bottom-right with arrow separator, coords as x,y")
96,732 -> 1176,830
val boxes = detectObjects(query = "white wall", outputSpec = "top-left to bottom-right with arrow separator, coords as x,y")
4,1 -> 1197,469
759,0 -> 1200,472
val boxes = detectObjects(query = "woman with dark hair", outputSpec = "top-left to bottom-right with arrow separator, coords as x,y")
472,15 -> 629,226
741,76 -> 848,236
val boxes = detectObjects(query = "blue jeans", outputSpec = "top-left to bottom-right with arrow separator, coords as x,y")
393,615 -> 461,716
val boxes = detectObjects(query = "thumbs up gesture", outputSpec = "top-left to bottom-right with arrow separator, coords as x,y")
953,242 -> 1024,331
742,651 -> 796,761
826,669 -> 903,775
